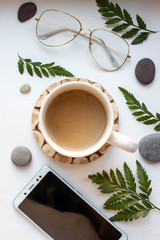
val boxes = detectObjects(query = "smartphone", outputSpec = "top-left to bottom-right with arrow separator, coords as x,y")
13,166 -> 127,240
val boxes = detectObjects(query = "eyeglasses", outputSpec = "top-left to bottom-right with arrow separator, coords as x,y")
35,9 -> 130,71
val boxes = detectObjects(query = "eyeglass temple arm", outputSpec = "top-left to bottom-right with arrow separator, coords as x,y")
38,27 -> 119,67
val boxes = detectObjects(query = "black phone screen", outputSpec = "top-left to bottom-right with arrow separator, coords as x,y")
19,171 -> 122,240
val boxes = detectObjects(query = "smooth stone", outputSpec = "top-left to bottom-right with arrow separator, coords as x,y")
135,58 -> 155,84
11,146 -> 32,166
20,83 -> 31,94
138,133 -> 160,162
18,2 -> 37,22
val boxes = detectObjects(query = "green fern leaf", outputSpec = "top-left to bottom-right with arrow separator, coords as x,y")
119,87 -> 160,131
18,55 -> 74,78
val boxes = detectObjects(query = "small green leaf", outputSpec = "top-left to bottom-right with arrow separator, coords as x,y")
41,68 -> 49,77
102,170 -> 110,181
101,186 -> 121,193
128,106 -> 140,110
154,124 -> 160,131
33,66 -> 42,78
96,0 -> 109,8
18,59 -> 24,74
41,62 -> 55,68
136,15 -> 146,29
122,28 -> 139,38
136,115 -> 151,122
52,66 -> 74,77
102,12 -> 116,17
26,63 -> 33,76
131,32 -> 149,44
110,169 -> 118,184
31,62 -> 42,66
104,197 -> 139,210
98,7 -> 110,13
124,162 -> 136,192
123,9 -> 133,24
141,103 -> 148,112
48,68 -> 55,76
105,18 -> 121,25
142,201 -> 152,209
103,191 -> 129,205
156,113 -> 160,121
116,169 -> 126,188
112,23 -> 129,32
132,111 -> 144,116
110,208 -> 151,222
139,193 -> 148,199
143,119 -> 158,125
115,3 -> 124,19
136,160 -> 152,198
24,58 -> 32,63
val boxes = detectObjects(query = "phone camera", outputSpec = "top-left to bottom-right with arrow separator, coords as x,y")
36,179 -> 39,181
24,192 -> 27,195
39,175 -> 42,178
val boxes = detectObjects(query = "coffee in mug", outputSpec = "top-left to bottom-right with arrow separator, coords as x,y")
45,90 -> 106,150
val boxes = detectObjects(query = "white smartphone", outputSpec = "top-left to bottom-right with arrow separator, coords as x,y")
13,166 -> 127,240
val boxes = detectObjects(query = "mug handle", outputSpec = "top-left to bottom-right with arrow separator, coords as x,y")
107,131 -> 138,153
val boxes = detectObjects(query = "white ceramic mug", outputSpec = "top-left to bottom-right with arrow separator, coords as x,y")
39,82 -> 137,157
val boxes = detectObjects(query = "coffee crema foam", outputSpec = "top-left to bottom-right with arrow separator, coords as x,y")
45,90 -> 106,150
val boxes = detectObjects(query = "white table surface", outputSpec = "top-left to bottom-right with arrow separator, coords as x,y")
1,0 -> 160,239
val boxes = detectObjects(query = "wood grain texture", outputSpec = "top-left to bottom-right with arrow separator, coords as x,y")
32,78 -> 119,164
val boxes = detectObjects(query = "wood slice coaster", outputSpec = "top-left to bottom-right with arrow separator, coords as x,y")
32,78 -> 119,164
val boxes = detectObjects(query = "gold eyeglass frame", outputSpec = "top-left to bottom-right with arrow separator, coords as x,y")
35,9 -> 130,72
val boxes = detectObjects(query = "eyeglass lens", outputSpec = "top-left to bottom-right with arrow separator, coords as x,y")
90,29 -> 129,71
37,10 -> 81,47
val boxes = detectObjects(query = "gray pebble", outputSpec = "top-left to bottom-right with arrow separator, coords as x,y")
11,146 -> 32,166
20,84 -> 31,94
135,58 -> 155,84
139,133 -> 160,162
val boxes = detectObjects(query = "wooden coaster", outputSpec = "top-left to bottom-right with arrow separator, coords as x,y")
32,78 -> 119,164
